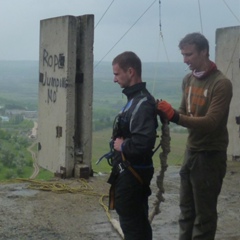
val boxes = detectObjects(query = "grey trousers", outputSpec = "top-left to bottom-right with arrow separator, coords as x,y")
179,150 -> 226,240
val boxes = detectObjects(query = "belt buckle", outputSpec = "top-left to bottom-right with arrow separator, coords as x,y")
118,163 -> 125,173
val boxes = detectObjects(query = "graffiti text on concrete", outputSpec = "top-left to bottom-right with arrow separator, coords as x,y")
40,72 -> 67,104
43,49 -> 65,72
41,49 -> 67,104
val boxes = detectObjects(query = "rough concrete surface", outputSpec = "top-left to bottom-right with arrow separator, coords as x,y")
0,161 -> 240,240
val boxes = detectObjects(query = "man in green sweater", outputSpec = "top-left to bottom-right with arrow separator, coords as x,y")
158,32 -> 232,240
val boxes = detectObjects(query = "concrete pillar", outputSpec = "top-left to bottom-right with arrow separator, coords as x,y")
38,15 -> 94,178
215,25 -> 240,160
74,15 -> 94,178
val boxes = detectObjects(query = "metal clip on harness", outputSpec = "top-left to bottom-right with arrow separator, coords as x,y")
96,140 -> 114,166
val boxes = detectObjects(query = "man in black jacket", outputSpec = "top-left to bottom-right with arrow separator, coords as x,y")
108,51 -> 158,240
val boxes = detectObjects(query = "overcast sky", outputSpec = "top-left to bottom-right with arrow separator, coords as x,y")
0,0 -> 239,63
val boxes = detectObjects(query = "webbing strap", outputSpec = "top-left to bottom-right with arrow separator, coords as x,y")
121,152 -> 143,184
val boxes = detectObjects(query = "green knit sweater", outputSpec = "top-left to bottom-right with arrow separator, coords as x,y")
178,69 -> 232,151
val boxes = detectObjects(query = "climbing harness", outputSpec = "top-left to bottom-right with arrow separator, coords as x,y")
96,106 -> 170,239
120,152 -> 144,185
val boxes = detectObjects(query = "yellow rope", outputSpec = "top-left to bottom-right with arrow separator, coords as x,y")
0,177 -> 122,237
99,194 -> 112,221
1,178 -> 99,194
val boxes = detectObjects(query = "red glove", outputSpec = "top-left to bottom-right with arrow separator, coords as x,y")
157,100 -> 174,120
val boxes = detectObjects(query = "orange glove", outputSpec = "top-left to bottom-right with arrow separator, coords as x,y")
157,100 -> 174,120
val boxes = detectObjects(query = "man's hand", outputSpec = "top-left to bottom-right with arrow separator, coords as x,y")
157,100 -> 174,121
114,137 -> 124,151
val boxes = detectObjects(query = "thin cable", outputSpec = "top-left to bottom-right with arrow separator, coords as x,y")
151,39 -> 161,95
94,0 -> 158,69
198,0 -> 203,34
151,0 -> 169,95
159,0 -> 162,32
222,0 -> 240,23
160,33 -> 170,62
95,0 -> 115,29
151,0 -> 162,95
158,0 -> 169,62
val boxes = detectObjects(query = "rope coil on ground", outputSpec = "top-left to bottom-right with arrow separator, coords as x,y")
1,178 -> 102,195
1,177 -> 122,236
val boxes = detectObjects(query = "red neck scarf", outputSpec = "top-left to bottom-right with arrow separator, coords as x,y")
193,61 -> 217,79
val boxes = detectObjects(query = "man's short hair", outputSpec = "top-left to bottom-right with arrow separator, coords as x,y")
178,32 -> 209,55
112,51 -> 142,77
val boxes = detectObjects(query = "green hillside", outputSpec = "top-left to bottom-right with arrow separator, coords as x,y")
0,60 -> 188,177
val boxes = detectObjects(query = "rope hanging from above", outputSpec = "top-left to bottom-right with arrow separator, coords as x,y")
149,117 -> 171,223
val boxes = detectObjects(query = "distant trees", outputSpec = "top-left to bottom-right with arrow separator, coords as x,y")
93,99 -> 123,131
5,104 -> 26,110
10,114 -> 24,124
0,149 -> 15,168
0,145 -> 31,179
0,129 -> 11,140
0,121 -> 33,179
93,106 -> 118,131
93,118 -> 112,131
0,146 -> 30,179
